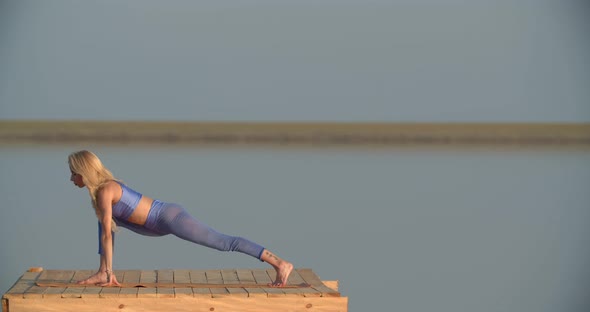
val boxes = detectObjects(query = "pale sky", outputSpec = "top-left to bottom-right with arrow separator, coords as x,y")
1,0 -> 589,122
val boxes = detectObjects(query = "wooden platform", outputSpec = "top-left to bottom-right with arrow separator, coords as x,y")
2,268 -> 347,312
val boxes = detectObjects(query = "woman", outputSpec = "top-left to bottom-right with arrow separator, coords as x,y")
68,150 -> 293,287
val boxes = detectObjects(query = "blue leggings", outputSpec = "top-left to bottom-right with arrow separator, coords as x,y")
98,200 -> 265,260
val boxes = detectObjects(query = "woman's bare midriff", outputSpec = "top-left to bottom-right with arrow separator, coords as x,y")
125,196 -> 153,226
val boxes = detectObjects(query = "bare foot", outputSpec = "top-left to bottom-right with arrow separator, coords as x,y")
271,261 -> 293,287
77,271 -> 107,285
77,271 -> 121,286
259,250 -> 294,287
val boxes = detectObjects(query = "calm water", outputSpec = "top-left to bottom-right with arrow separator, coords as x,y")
1,145 -> 589,311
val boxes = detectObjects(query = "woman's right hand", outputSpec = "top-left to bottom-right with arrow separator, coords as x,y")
99,270 -> 121,287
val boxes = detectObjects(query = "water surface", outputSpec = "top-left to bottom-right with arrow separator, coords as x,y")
1,145 -> 589,311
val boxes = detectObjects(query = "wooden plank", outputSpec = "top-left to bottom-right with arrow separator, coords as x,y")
81,284 -> 102,298
42,270 -> 75,298
119,270 -> 140,298
60,270 -> 101,299
236,269 -> 267,298
7,296 -> 348,312
23,270 -> 49,299
323,280 -> 339,291
206,270 -> 229,298
288,269 -> 321,297
69,269 -> 92,284
35,282 -> 311,289
2,297 -> 7,312
156,270 -> 175,298
251,269 -> 285,298
36,281 -> 309,289
62,270 -> 93,298
6,282 -> 29,297
189,270 -> 211,298
4,270 -> 43,299
98,270 -> 123,298
173,270 -> 193,298
21,271 -> 42,281
137,270 -> 157,298
296,269 -> 340,297
221,269 -> 248,297
265,268 -> 306,297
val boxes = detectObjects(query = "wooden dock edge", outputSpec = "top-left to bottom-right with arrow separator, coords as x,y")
3,290 -> 345,312
5,297 -> 348,312
1,120 -> 589,146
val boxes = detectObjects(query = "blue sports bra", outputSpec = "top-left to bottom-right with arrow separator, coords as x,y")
111,182 -> 142,220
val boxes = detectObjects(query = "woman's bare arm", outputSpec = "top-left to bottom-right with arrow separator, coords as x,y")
76,183 -> 121,286
96,183 -> 120,286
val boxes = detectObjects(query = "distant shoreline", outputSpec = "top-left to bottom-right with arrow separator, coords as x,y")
1,120 -> 589,146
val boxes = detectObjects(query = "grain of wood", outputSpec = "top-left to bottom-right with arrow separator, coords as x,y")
119,270 -> 140,298
265,268 -> 305,297
156,270 -> 175,298
173,270 -> 193,297
6,296 -> 348,312
206,270 -> 229,298
81,284 -> 102,298
323,281 -> 339,291
189,270 -> 211,298
221,269 -> 248,297
137,270 -> 157,298
62,270 -> 92,298
287,269 -> 321,297
36,282 -> 309,289
5,270 -> 43,299
43,271 -> 75,298
22,270 -> 50,299
236,269 -> 267,298
251,269 -> 286,297
297,269 -> 340,297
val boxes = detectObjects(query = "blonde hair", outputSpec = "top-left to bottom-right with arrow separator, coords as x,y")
68,150 -> 119,232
